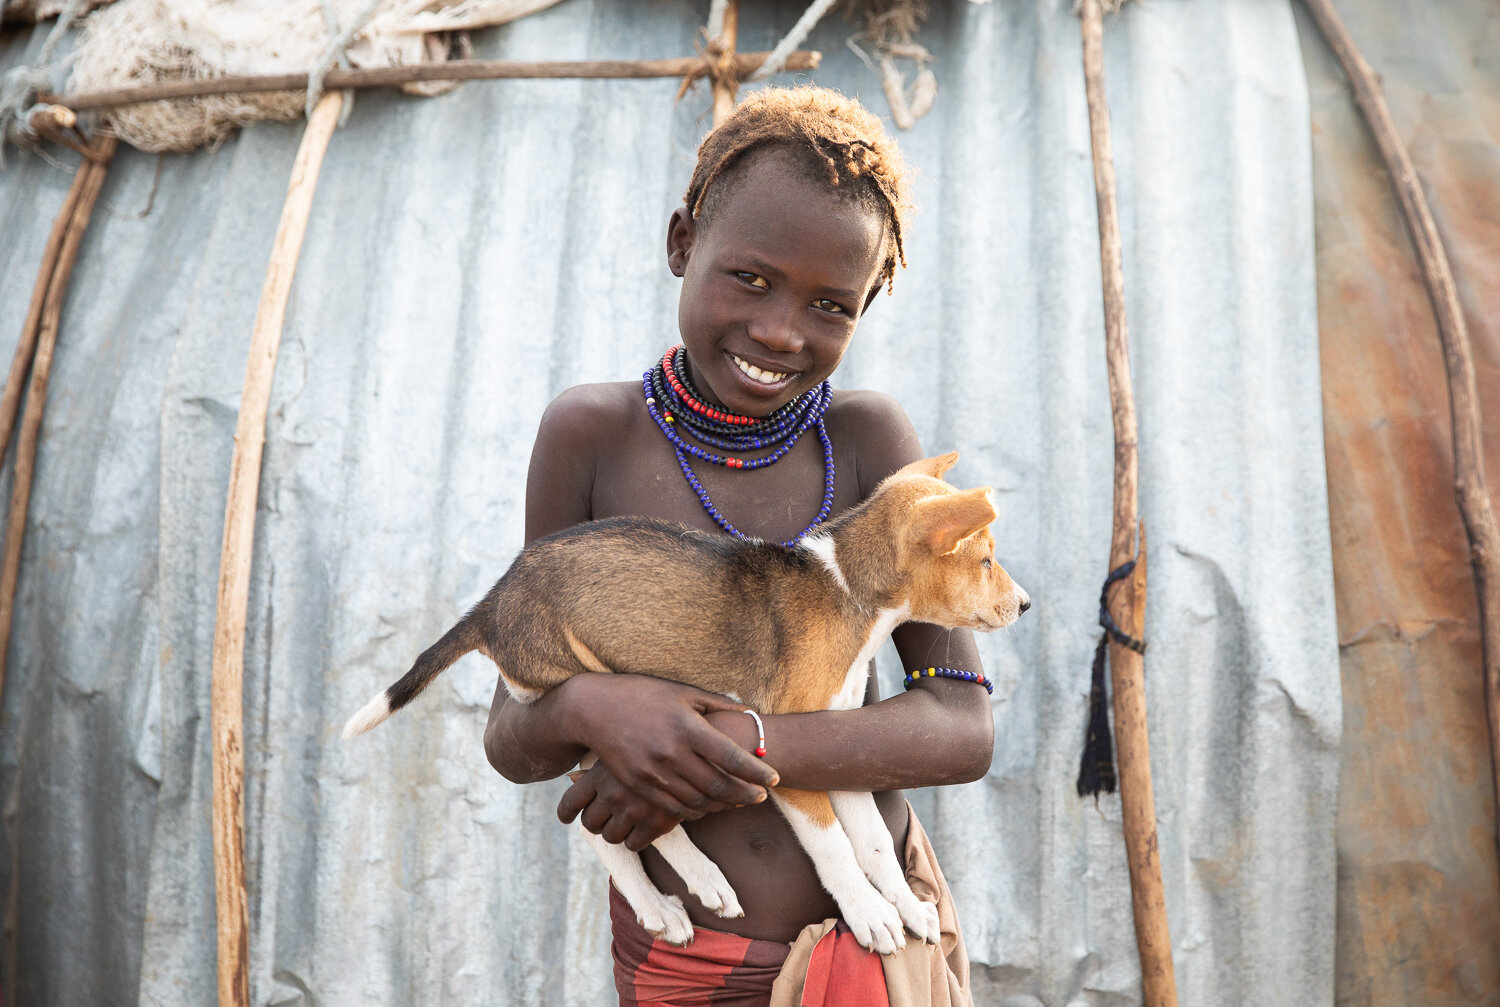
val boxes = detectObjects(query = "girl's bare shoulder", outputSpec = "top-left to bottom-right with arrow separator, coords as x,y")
527,382 -> 645,540
827,389 -> 926,497
536,381 -> 644,450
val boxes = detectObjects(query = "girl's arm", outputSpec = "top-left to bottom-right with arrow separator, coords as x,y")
702,621 -> 993,792
559,635 -> 990,849
558,392 -> 997,845
484,387 -> 778,811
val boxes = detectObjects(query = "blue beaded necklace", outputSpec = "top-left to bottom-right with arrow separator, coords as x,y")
643,346 -> 835,548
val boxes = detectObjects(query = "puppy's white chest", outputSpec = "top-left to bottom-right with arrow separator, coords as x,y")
829,606 -> 909,711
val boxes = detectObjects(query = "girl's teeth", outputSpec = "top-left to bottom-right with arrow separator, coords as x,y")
733,355 -> 787,383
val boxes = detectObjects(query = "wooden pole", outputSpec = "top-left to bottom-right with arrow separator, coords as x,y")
1078,2 -> 1178,1003
0,110 -> 102,473
1300,0 -> 1500,872
0,156 -> 87,470
0,134 -> 116,708
210,90 -> 342,1007
710,0 -> 740,127
39,49 -> 818,114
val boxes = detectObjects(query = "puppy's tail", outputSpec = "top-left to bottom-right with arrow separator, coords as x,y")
342,614 -> 483,740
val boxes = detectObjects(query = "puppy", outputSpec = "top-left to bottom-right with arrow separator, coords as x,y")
343,452 -> 1029,954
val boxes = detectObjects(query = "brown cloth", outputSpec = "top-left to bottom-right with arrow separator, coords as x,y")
612,802 -> 973,1007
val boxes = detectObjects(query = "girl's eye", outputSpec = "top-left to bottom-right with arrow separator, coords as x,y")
736,272 -> 769,289
813,299 -> 847,315
981,558 -> 993,569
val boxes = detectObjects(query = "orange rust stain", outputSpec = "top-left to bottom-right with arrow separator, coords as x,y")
1306,2 -> 1500,1003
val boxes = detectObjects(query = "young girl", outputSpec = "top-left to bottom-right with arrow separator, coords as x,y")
485,87 -> 990,1003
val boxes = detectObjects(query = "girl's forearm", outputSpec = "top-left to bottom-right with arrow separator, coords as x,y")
489,673 -> 780,805
706,683 -> 995,792
485,677 -> 593,783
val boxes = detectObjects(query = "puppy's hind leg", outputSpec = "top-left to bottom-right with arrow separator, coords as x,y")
829,791 -> 941,945
770,788 -> 906,955
580,826 -> 694,946
652,826 -> 744,919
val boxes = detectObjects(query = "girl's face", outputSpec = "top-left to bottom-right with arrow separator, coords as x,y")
666,155 -> 887,418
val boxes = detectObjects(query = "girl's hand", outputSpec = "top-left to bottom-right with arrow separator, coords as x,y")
557,675 -> 777,842
558,762 -> 690,851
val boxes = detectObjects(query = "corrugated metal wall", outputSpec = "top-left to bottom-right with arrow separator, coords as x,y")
1296,2 -> 1500,1004
0,1 -> 1357,1003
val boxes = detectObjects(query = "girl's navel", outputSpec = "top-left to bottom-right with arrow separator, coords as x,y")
745,833 -> 778,854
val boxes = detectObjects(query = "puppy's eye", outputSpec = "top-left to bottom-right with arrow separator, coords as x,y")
736,272 -> 769,289
813,298 -> 847,315
981,558 -> 993,569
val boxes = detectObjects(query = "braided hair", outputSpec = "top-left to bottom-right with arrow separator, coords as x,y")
684,86 -> 914,294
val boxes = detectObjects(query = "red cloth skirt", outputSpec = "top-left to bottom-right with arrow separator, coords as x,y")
610,884 -> 888,1007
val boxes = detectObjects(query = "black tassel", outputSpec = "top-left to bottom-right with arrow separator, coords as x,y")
1076,632 -> 1117,797
1076,558 -> 1146,798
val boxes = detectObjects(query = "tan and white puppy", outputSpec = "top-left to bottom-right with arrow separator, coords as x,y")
344,452 -> 1029,954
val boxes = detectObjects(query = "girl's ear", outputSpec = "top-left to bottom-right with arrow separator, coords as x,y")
666,207 -> 696,277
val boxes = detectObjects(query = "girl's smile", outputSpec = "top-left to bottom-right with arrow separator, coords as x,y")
666,150 -> 888,418
730,353 -> 790,385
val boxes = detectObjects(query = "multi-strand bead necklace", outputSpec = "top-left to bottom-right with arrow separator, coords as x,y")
642,345 -> 834,548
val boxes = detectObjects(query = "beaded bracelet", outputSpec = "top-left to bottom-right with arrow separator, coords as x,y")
744,709 -> 767,758
903,666 -> 994,695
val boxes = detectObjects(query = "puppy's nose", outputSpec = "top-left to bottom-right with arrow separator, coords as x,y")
1019,598 -> 1031,614
1017,587 -> 1031,614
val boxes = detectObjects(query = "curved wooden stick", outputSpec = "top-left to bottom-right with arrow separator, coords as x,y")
0,135 -> 116,708
1078,2 -> 1178,1004
0,155 -> 88,473
1299,0 -> 1500,880
39,50 -> 820,114
210,90 -> 342,1007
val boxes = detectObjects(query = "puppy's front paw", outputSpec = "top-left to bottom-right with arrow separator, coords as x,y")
637,892 -> 694,946
676,858 -> 744,919
695,877 -> 745,920
840,888 -> 906,956
894,890 -> 942,945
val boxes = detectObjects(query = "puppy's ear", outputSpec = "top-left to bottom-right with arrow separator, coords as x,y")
894,451 -> 960,482
911,488 -> 997,555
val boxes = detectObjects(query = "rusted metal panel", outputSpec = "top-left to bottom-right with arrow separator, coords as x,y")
1297,1 -> 1500,1003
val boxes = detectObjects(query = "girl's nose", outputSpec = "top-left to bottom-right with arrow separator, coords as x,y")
748,303 -> 804,354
